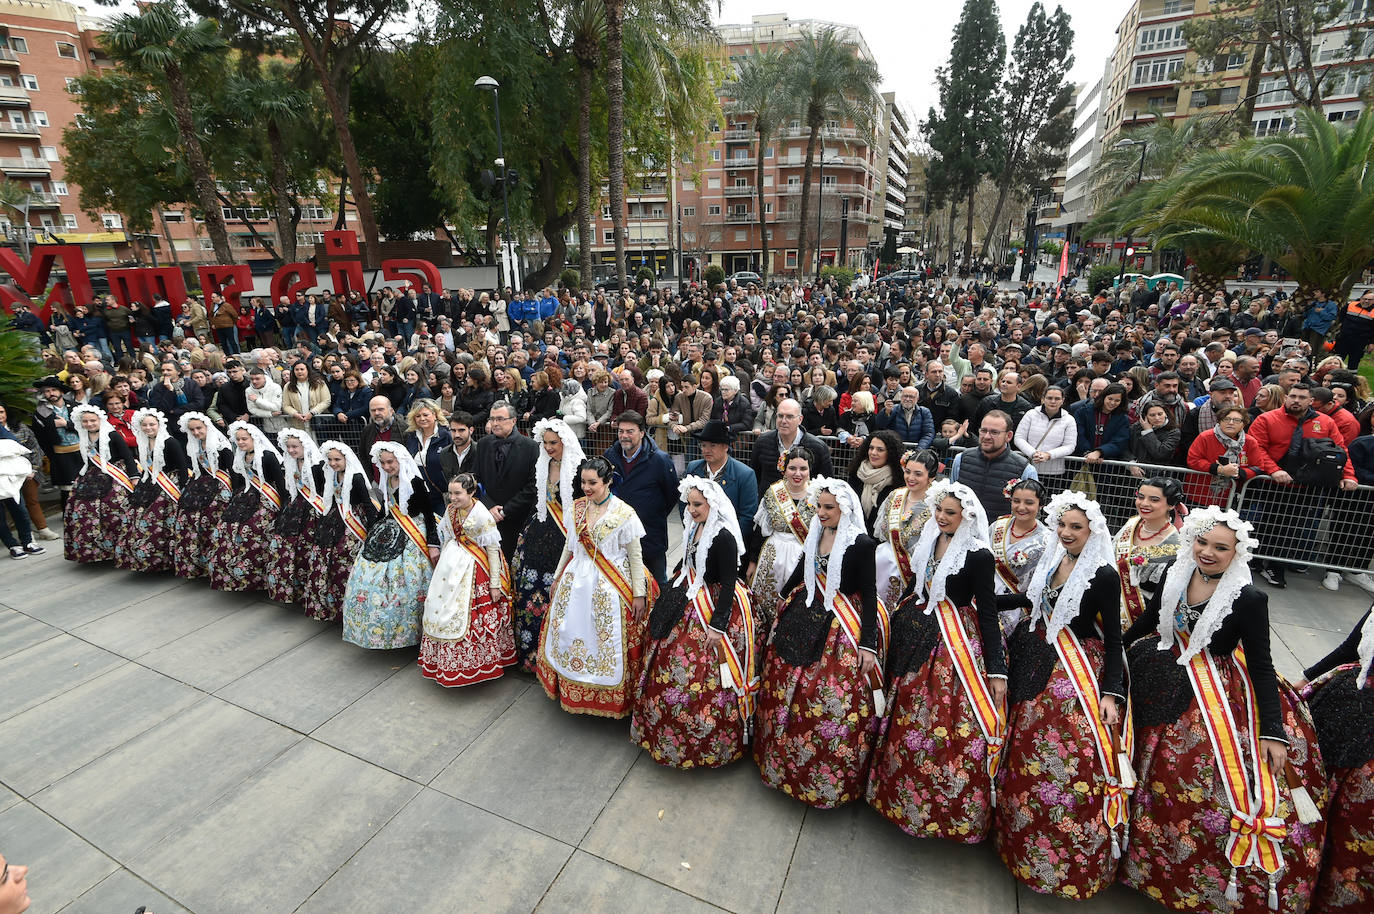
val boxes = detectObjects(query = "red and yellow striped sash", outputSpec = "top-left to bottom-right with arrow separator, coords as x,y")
1182,635 -> 1285,879
817,569 -> 890,658
574,499 -> 660,612
992,521 -> 1022,592
1052,627 -> 1129,838
300,486 -> 326,515
548,496 -> 566,535
391,503 -> 435,566
769,483 -> 810,545
340,506 -> 368,543
1116,551 -> 1148,628
934,598 -> 1005,784
212,468 -> 234,491
91,453 -> 135,493
248,474 -> 282,510
154,470 -> 181,503
689,578 -> 757,728
887,491 -> 915,583
459,532 -> 512,596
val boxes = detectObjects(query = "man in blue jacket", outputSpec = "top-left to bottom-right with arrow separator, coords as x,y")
1302,290 -> 1339,353
875,386 -> 936,448
603,409 -> 677,586
683,420 -> 758,531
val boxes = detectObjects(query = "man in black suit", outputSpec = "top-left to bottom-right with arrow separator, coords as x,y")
472,401 -> 541,557
749,398 -> 834,499
439,410 -> 477,481
360,396 -> 408,479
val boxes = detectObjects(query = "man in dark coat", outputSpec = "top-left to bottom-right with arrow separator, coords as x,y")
684,420 -> 757,529
146,362 -> 206,434
472,401 -> 541,558
603,409 -> 677,585
749,398 -> 834,499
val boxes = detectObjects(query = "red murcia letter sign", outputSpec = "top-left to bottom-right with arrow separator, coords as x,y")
0,245 -> 94,323
106,266 -> 188,317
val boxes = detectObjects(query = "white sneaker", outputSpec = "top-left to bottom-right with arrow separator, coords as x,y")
1343,571 -> 1374,596
35,527 -> 60,541
1322,571 -> 1341,592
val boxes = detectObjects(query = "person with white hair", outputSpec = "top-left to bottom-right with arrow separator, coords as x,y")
63,404 -> 137,564
264,428 -> 324,606
210,421 -> 286,592
991,491 -> 1126,899
1121,508 -> 1327,913
755,477 -> 883,808
341,442 -> 437,650
632,475 -> 756,768
116,408 -> 188,573
301,440 -> 377,622
173,412 -> 234,579
865,480 -> 1005,842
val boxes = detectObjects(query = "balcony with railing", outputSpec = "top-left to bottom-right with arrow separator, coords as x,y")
0,85 -> 30,106
724,211 -> 757,222
722,157 -> 756,169
780,125 -> 861,140
0,121 -> 40,137
0,47 -> 18,66
27,192 -> 59,207
723,185 -> 755,197
723,128 -> 752,141
0,156 -> 50,175
776,182 -> 867,196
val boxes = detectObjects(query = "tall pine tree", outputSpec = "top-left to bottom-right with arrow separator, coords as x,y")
923,0 -> 1005,271
979,3 -> 1074,260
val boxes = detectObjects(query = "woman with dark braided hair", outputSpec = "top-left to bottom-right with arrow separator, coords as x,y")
1114,476 -> 1184,628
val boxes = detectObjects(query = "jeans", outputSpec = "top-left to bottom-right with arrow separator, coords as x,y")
398,320 -> 414,344
109,332 -> 130,362
92,338 -> 113,361
216,326 -> 241,354
0,497 -> 32,549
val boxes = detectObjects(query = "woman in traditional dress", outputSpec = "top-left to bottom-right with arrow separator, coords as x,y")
988,478 -> 1051,634
510,418 -> 584,670
210,422 -> 286,593
1292,609 -> 1373,913
264,428 -> 323,605
420,473 -> 516,686
633,476 -> 756,768
1121,508 -> 1327,913
992,491 -> 1127,899
341,442 -> 437,649
301,440 -> 376,622
745,445 -> 816,635
865,480 -> 1006,840
755,478 -> 884,808
1114,475 -> 1184,627
117,408 -> 188,573
537,456 -> 652,717
63,404 -> 136,564
873,448 -> 937,612
174,412 -> 233,579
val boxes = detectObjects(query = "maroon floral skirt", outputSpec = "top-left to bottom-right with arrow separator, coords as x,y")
63,470 -> 129,564
865,602 -> 1002,842
418,559 -> 516,687
208,490 -> 275,592
994,632 -> 1119,898
1121,639 -> 1327,913
264,496 -> 319,605
753,618 -> 881,808
631,582 -> 755,769
116,484 -> 178,573
301,530 -> 363,622
1305,665 -> 1374,913
173,474 -> 227,579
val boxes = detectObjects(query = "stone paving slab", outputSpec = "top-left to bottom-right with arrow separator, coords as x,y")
70,585 -> 249,660
0,607 -> 60,661
0,635 -> 125,725
0,803 -> 118,914
138,599 -> 322,692
535,851 -> 729,913
57,869 -> 191,914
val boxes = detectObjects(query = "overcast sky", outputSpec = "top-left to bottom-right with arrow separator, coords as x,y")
715,1 -> 1124,133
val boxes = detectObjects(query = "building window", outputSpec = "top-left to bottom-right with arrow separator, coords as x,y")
40,146 -> 57,161
51,181 -> 68,196
681,179 -> 695,191
100,213 -> 123,230
734,230 -> 747,241
1226,52 -> 1246,69
765,230 -> 773,241
603,229 -> 614,243
20,74 -> 38,91
297,232 -> 325,245
56,42 -> 77,59
62,213 -> 77,230
785,250 -> 798,268
199,237 -> 214,250
300,204 -> 327,220
30,111 -> 47,127
65,77 -> 76,90
764,175 -> 773,187
682,206 -> 695,217
711,149 -> 720,162
734,178 -> 748,187
8,38 -> 27,54
1219,86 -> 1240,105
232,234 -> 267,249
1132,56 -> 1183,86
161,209 -> 184,222
707,205 -> 721,216
0,76 -> 12,87
707,177 -> 721,189
222,205 -> 269,221
765,202 -> 773,214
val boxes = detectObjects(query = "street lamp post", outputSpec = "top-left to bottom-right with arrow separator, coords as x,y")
475,76 -> 521,293
1114,137 -> 1148,285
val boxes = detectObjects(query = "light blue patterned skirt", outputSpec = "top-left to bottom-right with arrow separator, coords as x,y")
341,516 -> 431,649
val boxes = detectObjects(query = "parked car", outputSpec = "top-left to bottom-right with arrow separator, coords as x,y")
726,271 -> 762,286
877,270 -> 923,284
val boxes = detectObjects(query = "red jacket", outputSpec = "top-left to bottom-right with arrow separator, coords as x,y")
1185,427 -> 1264,505
1247,406 -> 1355,481
1320,404 -> 1360,447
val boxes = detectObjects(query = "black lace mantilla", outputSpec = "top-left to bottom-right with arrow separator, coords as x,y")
127,478 -> 161,508
886,605 -> 942,679
361,515 -> 408,562
179,474 -> 221,511
72,467 -> 112,500
1007,619 -> 1059,705
274,494 -> 314,536
1308,667 -> 1374,769
1127,637 -> 1194,729
222,489 -> 261,524
649,583 -> 689,639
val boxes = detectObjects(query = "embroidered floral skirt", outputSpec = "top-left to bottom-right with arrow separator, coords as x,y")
208,491 -> 276,592
994,629 -> 1118,899
1121,637 -> 1327,913
754,617 -> 881,808
631,582 -> 756,769
536,572 -> 646,719
341,517 -> 430,649
509,512 -> 565,672
418,559 -> 516,687
265,496 -> 318,605
116,483 -> 177,573
1304,665 -> 1374,913
866,602 -> 1002,842
63,471 -> 128,564
173,475 -> 226,579
301,525 -> 363,622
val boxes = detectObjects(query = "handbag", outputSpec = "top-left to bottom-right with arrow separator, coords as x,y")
1068,465 -> 1097,499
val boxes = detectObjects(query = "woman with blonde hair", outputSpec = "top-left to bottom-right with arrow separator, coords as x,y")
1250,383 -> 1286,421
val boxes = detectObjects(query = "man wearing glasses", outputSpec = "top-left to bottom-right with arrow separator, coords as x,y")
1335,291 -> 1374,371
472,402 -> 540,558
948,410 -> 1038,520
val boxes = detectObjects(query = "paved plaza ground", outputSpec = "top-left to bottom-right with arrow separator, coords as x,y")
1,518 -> 1368,914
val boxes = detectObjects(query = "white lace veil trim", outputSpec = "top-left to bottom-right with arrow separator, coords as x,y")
909,480 -> 990,612
1155,506 -> 1256,665
804,477 -> 866,611
370,440 -> 421,512
1357,609 -> 1374,689
131,408 -> 171,481
71,404 -> 112,466
675,475 -> 745,600
276,428 -> 322,499
1025,491 -> 1115,642
227,420 -> 280,482
178,411 -> 231,476
532,417 -> 584,522
318,439 -> 368,514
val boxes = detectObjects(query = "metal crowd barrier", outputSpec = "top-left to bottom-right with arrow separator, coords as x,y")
1033,455 -> 1235,533
1233,476 -> 1374,575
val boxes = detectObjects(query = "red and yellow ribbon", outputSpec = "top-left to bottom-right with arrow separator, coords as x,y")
91,453 -> 135,493
154,470 -> 181,503
887,491 -> 915,584
248,474 -> 282,511
392,503 -> 435,566
572,498 -> 659,614
1052,627 -> 1129,836
689,578 -> 757,730
934,598 -> 1006,784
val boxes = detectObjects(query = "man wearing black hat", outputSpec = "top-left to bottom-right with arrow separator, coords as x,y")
1179,376 -> 1238,455
684,420 -> 757,529
31,377 -> 80,508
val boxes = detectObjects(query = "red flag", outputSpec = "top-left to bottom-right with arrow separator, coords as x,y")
1057,242 -> 1069,282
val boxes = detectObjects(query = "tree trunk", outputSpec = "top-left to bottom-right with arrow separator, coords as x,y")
484,206 -> 500,267
606,0 -> 627,290
577,60 -> 594,292
796,124 -> 821,280
945,203 -> 957,274
980,172 -> 1013,262
166,64 -> 233,264
526,157 -> 577,291
1237,22 -> 1267,132
756,128 -> 768,279
267,120 -> 297,264
963,186 -> 977,269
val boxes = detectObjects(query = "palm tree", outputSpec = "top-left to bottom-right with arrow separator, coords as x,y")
103,2 -> 234,263
782,27 -> 882,280
604,0 -> 629,289
569,0 -> 606,291
728,47 -> 786,280
229,62 -> 309,264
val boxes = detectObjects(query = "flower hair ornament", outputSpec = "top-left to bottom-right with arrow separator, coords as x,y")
1155,506 -> 1257,665
276,427 -> 323,500
1001,476 -> 1023,499
130,407 -> 171,482
803,477 -> 866,612
532,417 -> 585,523
675,475 -> 745,600
178,411 -> 232,477
908,480 -> 990,612
1025,490 -> 1115,642
318,439 -> 368,514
